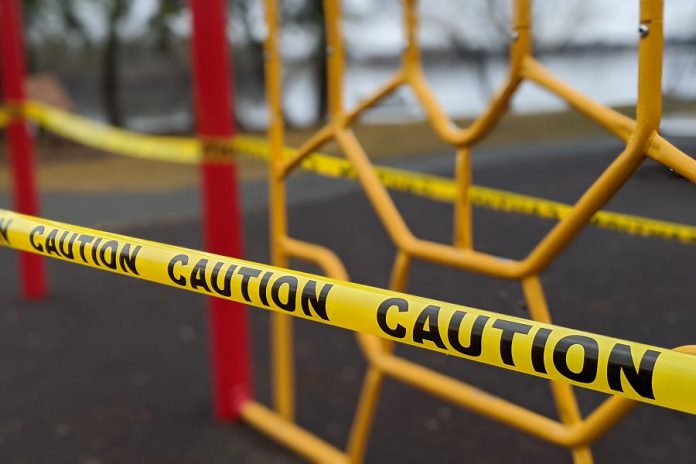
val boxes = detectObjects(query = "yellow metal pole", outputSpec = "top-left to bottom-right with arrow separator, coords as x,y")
453,148 -> 473,248
348,250 -> 413,463
335,129 -> 416,248
346,367 -> 383,463
264,0 -> 295,421
324,0 -> 345,119
636,0 -> 663,136
241,402 -> 349,464
402,0 -> 420,74
510,0 -> 532,70
522,276 -> 593,463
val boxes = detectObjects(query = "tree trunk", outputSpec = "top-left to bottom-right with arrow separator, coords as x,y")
315,2 -> 328,123
102,0 -> 124,127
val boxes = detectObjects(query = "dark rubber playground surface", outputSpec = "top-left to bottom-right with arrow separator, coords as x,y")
1,139 -> 696,463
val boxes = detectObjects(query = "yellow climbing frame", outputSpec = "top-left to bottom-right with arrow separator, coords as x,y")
252,0 -> 696,462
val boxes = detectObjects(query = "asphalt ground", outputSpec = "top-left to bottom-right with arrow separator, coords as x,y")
1,138 -> 696,463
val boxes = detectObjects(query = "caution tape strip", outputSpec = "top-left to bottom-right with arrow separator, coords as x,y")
2,102 -> 696,244
22,102 -> 201,163
0,208 -> 694,413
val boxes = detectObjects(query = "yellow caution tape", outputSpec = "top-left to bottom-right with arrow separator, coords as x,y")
0,208 -> 694,414
0,106 -> 10,126
22,102 -> 201,163
2,102 -> 695,244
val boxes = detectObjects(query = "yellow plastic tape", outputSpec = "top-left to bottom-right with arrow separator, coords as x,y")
2,102 -> 695,244
22,102 -> 201,163
0,207 -> 695,414
0,106 -> 9,127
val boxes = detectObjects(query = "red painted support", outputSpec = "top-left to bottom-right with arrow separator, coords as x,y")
189,0 -> 252,420
0,0 -> 46,299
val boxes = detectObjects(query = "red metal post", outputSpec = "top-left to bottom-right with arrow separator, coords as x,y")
189,0 -> 252,420
0,0 -> 46,299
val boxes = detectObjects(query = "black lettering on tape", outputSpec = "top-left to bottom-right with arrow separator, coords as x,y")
532,328 -> 552,374
29,225 -> 45,252
118,244 -> 141,275
607,343 -> 660,399
300,280 -> 332,321
45,228 -> 59,256
190,258 -> 212,292
99,240 -> 119,269
238,267 -> 262,302
258,271 -> 272,306
168,254 -> 189,286
210,261 -> 236,297
0,218 -> 12,244
492,319 -> 533,366
77,234 -> 94,263
271,275 -> 298,312
91,238 -> 103,265
447,311 -> 489,356
377,298 -> 408,339
553,335 -> 599,384
58,231 -> 78,260
413,305 -> 446,349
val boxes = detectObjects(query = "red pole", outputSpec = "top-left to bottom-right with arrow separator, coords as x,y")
0,0 -> 46,299
189,0 -> 252,420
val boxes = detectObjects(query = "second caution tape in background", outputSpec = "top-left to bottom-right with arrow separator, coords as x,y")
1,101 -> 694,244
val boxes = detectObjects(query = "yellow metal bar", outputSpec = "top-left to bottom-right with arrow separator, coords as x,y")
371,348 -> 660,450
324,0 -> 345,118
408,239 -> 523,278
346,367 -> 384,463
241,401 -> 349,464
348,249 -> 413,463
510,0 -> 532,70
636,0 -> 663,136
402,0 -> 420,73
523,58 -> 696,183
523,277 -> 583,424
648,136 -> 696,183
522,276 -> 593,463
372,352 -> 568,444
404,0 -> 523,146
453,147 -> 473,248
279,123 -> 334,178
264,0 -> 295,422
281,236 -> 349,281
343,72 -> 406,127
521,0 -> 665,277
521,58 -> 635,141
335,128 -> 416,248
521,141 -> 646,276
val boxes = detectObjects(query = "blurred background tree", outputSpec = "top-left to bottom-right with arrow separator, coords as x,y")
16,0 -> 696,132
23,0 -> 185,127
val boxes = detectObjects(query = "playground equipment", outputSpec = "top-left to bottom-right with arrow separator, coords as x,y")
263,0 -> 696,462
0,0 -> 44,297
1,0 -> 695,462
